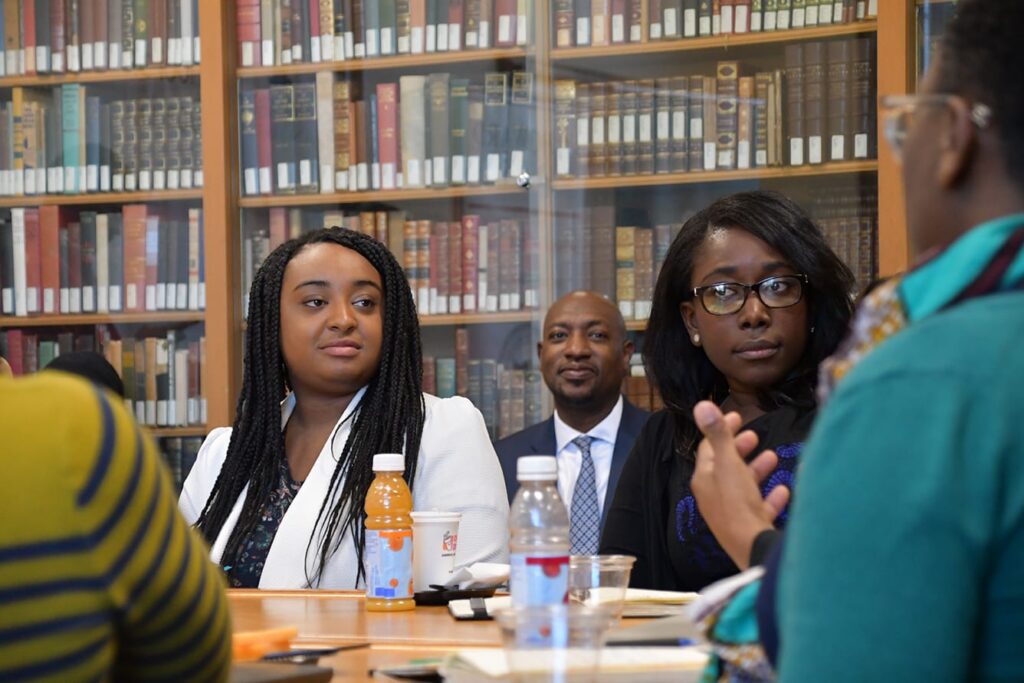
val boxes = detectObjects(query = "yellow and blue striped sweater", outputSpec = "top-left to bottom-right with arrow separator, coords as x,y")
0,373 -> 231,681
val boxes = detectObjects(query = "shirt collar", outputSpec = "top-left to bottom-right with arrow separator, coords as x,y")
280,385 -> 369,430
553,395 -> 624,453
900,213 -> 1024,321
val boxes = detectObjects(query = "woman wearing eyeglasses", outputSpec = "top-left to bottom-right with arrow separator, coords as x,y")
599,191 -> 855,591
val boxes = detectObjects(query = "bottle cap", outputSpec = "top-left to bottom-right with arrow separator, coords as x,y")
517,455 -> 557,481
372,453 -> 405,471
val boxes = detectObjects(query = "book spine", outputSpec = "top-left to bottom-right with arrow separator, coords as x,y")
784,43 -> 804,166
270,85 -> 297,193
574,82 -> 589,178
427,73 -> 450,187
589,82 -> 606,177
449,78 -> 469,185
620,80 -> 637,176
716,61 -> 739,170
237,0 -> 262,66
448,218 -> 464,313
508,71 -> 533,179
461,214 -> 479,312
803,41 -> 826,165
615,225 -> 634,319
482,72 -> 508,183
240,90 -> 259,195
553,80 -> 576,178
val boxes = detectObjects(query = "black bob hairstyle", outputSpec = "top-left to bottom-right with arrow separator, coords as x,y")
643,191 -> 855,458
196,227 -> 424,587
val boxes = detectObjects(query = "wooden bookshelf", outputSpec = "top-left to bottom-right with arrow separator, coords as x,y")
551,21 -> 878,62
0,65 -> 201,88
0,1 -> 919,431
239,184 -> 525,208
148,426 -> 208,437
0,312 -> 205,329
552,160 -> 878,191
0,190 -> 204,208
237,48 -> 532,79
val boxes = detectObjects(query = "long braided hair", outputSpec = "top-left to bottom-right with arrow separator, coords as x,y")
196,227 -> 424,587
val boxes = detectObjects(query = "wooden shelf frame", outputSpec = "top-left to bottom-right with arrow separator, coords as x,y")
0,190 -> 203,208
0,65 -> 200,88
0,312 -> 205,329
237,48 -> 532,79
552,161 -> 878,191
239,184 -> 526,208
551,20 -> 878,62
419,311 -> 539,327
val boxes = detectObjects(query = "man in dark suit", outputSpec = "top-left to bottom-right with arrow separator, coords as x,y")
495,291 -> 650,554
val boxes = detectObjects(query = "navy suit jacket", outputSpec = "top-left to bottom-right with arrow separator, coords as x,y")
494,398 -> 650,525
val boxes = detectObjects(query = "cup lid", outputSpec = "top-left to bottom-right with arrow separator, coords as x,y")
372,453 -> 405,471
517,455 -> 557,480
411,510 -> 463,522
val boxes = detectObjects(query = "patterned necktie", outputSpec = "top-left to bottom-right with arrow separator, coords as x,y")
570,435 -> 600,555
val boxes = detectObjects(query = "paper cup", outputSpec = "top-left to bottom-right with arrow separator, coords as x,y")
410,511 -> 462,591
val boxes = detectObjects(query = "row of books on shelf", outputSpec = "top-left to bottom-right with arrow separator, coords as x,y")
160,435 -> 202,492
554,0 -> 877,47
424,354 -> 542,440
553,38 -> 875,178
555,214 -> 678,320
0,88 -> 203,197
554,190 -> 876,317
0,0 -> 201,77
624,354 -> 661,411
807,189 -> 875,287
0,205 -> 206,317
236,0 -> 531,67
242,207 -> 538,316
240,70 -> 532,196
0,326 -> 207,428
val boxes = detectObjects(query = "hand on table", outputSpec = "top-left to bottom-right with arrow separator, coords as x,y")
691,401 -> 791,570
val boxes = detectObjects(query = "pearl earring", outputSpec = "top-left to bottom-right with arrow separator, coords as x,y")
692,333 -> 700,345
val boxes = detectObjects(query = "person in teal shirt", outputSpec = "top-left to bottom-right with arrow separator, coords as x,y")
688,0 -> 1024,680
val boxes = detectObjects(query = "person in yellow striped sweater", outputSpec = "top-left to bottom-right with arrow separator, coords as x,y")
0,371 -> 231,681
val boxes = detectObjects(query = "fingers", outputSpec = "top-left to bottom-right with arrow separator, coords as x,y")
763,485 -> 792,520
693,401 -> 740,458
748,450 -> 779,483
734,430 -> 760,459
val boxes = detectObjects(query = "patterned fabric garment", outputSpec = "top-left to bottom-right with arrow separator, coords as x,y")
570,435 -> 601,555
226,455 -> 304,588
818,217 -> 1024,405
675,442 -> 801,574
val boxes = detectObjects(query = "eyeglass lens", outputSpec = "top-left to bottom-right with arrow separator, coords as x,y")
701,276 -> 804,315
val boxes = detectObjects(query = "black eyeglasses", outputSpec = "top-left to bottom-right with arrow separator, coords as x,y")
691,274 -> 808,316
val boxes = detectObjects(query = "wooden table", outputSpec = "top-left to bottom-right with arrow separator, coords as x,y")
230,589 -> 499,682
228,590 -> 702,682
230,589 -> 502,647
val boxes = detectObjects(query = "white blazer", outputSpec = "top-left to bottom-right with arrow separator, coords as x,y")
180,388 -> 510,589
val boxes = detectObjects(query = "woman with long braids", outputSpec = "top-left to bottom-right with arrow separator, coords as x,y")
179,227 -> 509,589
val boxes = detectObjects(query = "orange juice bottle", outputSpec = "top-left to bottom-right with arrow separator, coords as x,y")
364,453 -> 415,612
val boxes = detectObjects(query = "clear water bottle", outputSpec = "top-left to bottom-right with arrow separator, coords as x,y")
509,456 -> 570,607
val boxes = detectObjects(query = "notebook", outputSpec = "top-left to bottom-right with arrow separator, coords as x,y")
448,589 -> 698,620
439,646 -> 708,681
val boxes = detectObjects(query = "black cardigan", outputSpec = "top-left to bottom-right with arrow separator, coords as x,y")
599,406 -> 814,591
